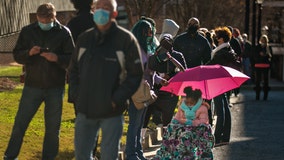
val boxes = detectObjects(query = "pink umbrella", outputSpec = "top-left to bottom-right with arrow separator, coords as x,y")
160,65 -> 250,99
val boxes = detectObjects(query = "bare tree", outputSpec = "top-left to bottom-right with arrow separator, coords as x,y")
123,0 -> 246,32
123,0 -> 170,27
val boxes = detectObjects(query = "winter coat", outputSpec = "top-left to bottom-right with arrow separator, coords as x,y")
173,32 -> 211,68
13,20 -> 74,89
230,37 -> 242,56
148,50 -> 187,80
67,11 -> 94,43
207,44 -> 238,67
174,102 -> 209,126
254,44 -> 272,68
68,22 -> 143,119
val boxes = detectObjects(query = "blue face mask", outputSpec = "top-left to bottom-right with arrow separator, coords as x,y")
93,9 -> 110,26
38,21 -> 54,31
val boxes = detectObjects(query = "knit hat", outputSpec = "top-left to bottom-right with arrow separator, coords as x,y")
159,19 -> 180,41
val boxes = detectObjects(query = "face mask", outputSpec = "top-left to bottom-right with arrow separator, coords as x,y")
146,36 -> 153,45
187,25 -> 198,35
38,21 -> 54,31
93,9 -> 110,26
187,98 -> 202,109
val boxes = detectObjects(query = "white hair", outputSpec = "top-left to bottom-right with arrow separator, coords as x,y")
94,0 -> 117,11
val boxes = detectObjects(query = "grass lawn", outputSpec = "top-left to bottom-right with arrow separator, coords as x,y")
0,66 -> 129,159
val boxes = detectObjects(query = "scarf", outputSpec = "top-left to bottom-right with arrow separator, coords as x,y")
211,42 -> 230,59
180,98 -> 203,120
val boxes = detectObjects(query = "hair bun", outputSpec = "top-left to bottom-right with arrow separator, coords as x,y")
183,86 -> 193,95
184,86 -> 202,99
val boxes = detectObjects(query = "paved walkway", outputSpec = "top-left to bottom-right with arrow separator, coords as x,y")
144,79 -> 284,159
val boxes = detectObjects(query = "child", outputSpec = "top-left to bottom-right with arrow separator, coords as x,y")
153,86 -> 214,160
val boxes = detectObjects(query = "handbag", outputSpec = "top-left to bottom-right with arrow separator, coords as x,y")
131,79 -> 157,110
116,50 -> 157,110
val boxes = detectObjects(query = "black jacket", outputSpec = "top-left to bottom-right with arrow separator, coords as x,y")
148,50 -> 187,79
173,32 -> 211,68
207,46 -> 238,67
230,37 -> 242,57
67,11 -> 94,43
254,44 -> 272,65
68,22 -> 143,119
148,50 -> 187,91
13,20 -> 74,88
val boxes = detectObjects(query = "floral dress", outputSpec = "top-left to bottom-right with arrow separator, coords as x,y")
152,100 -> 214,160
152,124 -> 214,160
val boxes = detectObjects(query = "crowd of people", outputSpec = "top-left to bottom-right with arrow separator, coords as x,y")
3,0 -> 273,160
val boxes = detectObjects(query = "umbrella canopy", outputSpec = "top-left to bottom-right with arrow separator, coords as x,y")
160,65 -> 250,99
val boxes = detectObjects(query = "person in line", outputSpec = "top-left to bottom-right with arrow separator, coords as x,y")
253,35 -> 273,100
4,3 -> 74,159
143,19 -> 187,129
68,0 -> 143,159
241,33 -> 253,83
152,86 -> 214,159
140,16 -> 160,51
227,26 -> 243,97
125,19 -> 160,160
173,17 -> 211,68
67,0 -> 95,44
67,1 -> 99,159
207,26 -> 238,147
143,19 -> 180,128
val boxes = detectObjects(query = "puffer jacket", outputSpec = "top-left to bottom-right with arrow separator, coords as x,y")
68,22 -> 143,119
13,20 -> 74,88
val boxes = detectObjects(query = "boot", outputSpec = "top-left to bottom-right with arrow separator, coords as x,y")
263,87 -> 270,101
254,86 -> 261,100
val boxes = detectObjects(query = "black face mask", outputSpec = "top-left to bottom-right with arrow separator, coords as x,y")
187,25 -> 198,35
214,38 -> 219,46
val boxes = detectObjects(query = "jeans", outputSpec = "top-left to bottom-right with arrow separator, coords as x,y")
242,57 -> 251,77
75,113 -> 123,160
213,94 -> 231,143
4,86 -> 64,160
125,101 -> 147,160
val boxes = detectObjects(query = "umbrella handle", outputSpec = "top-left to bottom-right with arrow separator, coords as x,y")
166,53 -> 185,72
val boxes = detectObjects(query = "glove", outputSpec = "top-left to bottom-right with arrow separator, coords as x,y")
185,120 -> 192,125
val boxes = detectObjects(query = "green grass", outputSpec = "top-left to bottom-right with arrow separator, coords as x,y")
0,66 -> 128,159
0,66 -> 23,84
0,66 -> 22,77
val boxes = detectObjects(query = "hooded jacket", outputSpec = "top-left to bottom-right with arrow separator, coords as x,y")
68,22 -> 143,119
159,19 -> 179,41
13,20 -> 74,89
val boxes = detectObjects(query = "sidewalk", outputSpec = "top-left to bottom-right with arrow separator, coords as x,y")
241,78 -> 284,90
142,78 -> 284,159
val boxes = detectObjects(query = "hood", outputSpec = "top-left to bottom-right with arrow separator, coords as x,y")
159,19 -> 179,41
